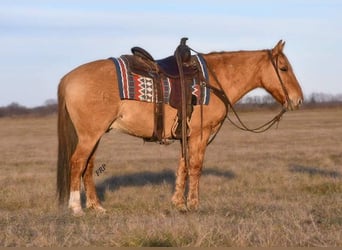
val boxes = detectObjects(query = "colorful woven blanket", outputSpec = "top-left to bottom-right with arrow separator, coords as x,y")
110,54 -> 210,105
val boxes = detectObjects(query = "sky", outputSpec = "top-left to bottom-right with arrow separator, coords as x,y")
0,0 -> 341,107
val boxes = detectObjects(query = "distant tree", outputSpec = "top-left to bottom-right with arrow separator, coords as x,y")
304,92 -> 342,108
8,102 -> 22,108
44,98 -> 57,106
0,102 -> 29,117
262,95 -> 275,104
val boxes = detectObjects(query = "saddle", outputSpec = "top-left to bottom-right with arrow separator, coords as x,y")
131,47 -> 198,78
125,38 -> 203,143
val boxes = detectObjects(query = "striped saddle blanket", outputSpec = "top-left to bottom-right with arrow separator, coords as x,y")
110,54 -> 210,105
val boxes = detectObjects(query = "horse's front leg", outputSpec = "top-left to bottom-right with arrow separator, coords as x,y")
171,155 -> 188,212
186,130 -> 210,211
171,130 -> 210,212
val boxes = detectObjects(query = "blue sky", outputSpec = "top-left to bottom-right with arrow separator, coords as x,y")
0,0 -> 341,107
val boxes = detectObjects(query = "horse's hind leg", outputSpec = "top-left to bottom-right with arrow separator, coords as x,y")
69,136 -> 100,216
83,147 -> 106,212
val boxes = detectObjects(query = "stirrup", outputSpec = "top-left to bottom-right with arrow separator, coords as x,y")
171,116 -> 191,139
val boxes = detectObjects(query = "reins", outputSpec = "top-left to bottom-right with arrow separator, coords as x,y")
190,47 -> 290,144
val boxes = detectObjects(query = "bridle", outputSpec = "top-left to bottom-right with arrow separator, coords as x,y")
190,48 -> 291,144
267,50 -> 292,107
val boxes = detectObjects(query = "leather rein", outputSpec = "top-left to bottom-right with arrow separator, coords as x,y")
190,48 -> 291,144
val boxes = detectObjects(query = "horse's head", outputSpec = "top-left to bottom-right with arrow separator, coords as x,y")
261,40 -> 303,110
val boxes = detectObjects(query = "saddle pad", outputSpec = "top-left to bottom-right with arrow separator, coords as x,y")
110,54 -> 210,105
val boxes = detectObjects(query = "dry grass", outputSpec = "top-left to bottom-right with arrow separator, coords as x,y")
0,108 -> 341,246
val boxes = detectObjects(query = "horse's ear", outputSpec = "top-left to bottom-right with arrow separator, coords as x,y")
272,40 -> 286,56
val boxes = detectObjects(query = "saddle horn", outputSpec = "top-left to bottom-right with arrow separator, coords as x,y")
175,37 -> 191,63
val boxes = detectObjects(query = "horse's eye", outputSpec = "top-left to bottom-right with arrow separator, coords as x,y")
280,66 -> 288,72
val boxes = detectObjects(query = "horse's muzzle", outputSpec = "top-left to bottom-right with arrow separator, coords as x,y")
286,98 -> 303,111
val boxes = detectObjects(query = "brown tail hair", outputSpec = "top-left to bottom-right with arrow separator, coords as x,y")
57,79 -> 78,205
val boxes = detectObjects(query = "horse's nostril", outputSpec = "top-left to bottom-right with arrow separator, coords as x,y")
298,99 -> 303,106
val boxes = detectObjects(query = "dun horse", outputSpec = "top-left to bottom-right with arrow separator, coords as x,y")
57,40 -> 303,216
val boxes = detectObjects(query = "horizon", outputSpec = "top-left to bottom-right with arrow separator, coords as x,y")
2,91 -> 342,109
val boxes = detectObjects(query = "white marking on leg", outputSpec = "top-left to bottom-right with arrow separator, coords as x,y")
68,191 -> 81,210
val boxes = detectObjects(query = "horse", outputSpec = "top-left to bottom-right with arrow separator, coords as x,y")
57,40 -> 303,216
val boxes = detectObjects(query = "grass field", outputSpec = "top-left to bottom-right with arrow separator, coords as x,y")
0,108 -> 341,246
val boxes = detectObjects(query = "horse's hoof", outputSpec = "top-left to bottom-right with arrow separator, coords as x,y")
178,205 -> 189,213
71,208 -> 85,217
187,201 -> 199,212
172,202 -> 188,213
68,204 -> 85,216
87,203 -> 107,214
94,206 -> 107,214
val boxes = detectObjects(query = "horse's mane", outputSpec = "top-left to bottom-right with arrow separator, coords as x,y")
205,49 -> 269,56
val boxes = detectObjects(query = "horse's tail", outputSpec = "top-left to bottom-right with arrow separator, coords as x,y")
57,78 -> 78,206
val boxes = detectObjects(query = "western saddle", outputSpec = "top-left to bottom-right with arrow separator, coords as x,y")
125,38 -> 204,145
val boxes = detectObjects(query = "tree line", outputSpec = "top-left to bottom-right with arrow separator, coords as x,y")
236,92 -> 342,111
0,92 -> 341,117
0,99 -> 57,117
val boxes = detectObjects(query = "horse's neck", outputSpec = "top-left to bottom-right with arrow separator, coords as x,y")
204,51 -> 266,104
